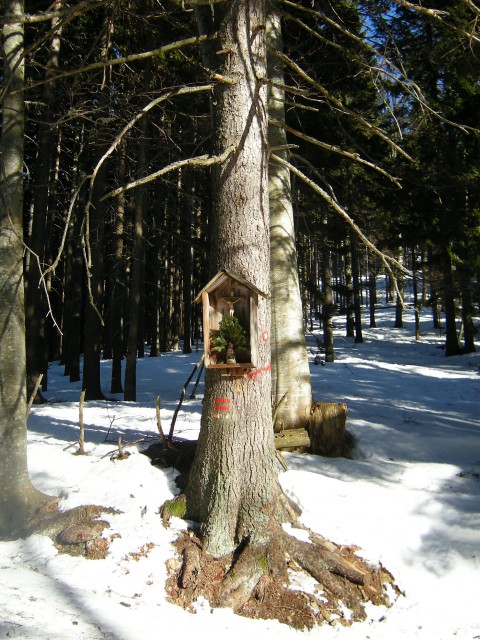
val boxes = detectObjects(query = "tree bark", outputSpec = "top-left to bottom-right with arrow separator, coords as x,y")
441,247 -> 462,356
394,250 -> 404,329
124,135 -> 147,400
185,0 -> 286,558
321,215 -> 334,362
182,169 -> 194,355
344,241 -> 355,337
350,232 -> 363,343
268,4 -> 313,430
461,277 -> 476,354
109,139 -> 126,394
82,154 -> 107,400
24,3 -> 63,403
412,247 -> 421,341
0,0 -> 50,535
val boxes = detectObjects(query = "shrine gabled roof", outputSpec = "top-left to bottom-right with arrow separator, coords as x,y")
194,268 -> 268,303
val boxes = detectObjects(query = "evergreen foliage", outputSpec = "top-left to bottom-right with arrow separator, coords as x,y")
210,315 -> 247,353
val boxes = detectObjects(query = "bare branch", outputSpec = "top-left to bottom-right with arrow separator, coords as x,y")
0,0 -> 110,24
25,35 -> 209,93
271,153 -> 412,286
281,1 -> 478,133
389,0 -> 480,42
282,0 -> 479,44
272,49 -> 414,162
102,147 -> 235,201
80,217 -> 104,328
269,117 -> 402,187
40,174 -> 88,288
90,84 -> 213,190
170,0 -> 225,4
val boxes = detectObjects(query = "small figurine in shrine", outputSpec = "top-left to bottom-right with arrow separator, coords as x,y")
226,342 -> 236,364
222,287 -> 241,316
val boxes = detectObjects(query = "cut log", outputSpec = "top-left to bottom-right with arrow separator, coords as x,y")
307,402 -> 349,457
274,428 -> 310,450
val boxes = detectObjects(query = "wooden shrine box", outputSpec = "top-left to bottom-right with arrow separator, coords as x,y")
195,269 -> 268,375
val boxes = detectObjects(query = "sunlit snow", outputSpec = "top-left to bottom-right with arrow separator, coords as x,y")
1,299 -> 479,640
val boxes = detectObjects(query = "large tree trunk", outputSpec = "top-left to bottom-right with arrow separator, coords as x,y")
185,0 -> 286,558
267,4 -> 313,430
0,0 -> 49,535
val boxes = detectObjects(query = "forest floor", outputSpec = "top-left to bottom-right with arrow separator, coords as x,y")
1,302 -> 479,639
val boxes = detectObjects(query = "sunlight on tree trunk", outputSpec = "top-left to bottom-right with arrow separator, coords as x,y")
268,3 -> 313,431
185,0 -> 287,558
0,0 -> 50,536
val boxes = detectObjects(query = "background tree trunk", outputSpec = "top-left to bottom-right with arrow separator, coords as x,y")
82,154 -> 107,400
350,232 -> 364,343
268,4 -> 313,430
109,139 -> 126,394
24,5 -> 63,403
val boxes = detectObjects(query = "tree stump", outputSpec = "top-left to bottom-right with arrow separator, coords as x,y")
307,402 -> 350,457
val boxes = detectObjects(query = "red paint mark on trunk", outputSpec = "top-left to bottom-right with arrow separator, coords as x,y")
213,397 -> 231,419
247,361 -> 271,380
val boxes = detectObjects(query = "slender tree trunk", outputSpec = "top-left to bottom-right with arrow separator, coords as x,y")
82,155 -> 107,400
394,250 -> 404,329
149,217 -> 163,357
344,242 -> 355,337
61,127 -> 85,382
368,260 -> 378,329
267,4 -> 312,429
110,140 -> 126,393
185,0 -> 286,558
124,118 -> 148,401
350,232 -> 363,343
0,0 -> 49,535
182,170 -> 194,355
412,247 -> 421,341
24,5 -> 63,404
321,217 -> 334,362
442,247 -> 462,356
460,270 -> 475,354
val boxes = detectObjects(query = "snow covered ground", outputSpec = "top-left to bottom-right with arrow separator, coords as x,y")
1,302 -> 479,640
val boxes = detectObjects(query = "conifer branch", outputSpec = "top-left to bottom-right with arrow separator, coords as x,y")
280,1 -> 478,133
24,35 -> 209,94
271,153 -> 412,285
272,49 -> 414,162
268,117 -> 402,187
0,0 -> 109,24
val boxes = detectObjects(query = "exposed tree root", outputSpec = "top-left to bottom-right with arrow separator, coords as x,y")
15,501 -> 118,559
166,523 -> 401,630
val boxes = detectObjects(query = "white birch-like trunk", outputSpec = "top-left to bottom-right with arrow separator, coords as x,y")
185,0 -> 286,558
267,6 -> 312,431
